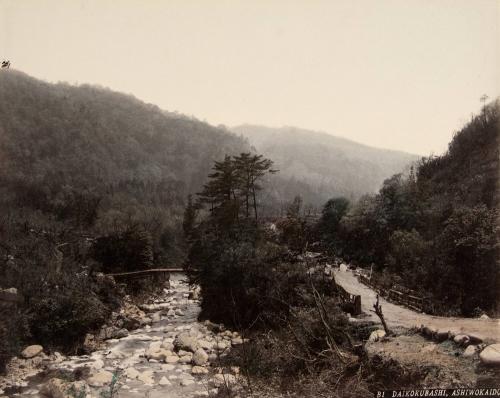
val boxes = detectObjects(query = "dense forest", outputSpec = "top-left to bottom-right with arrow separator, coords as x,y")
316,101 -> 500,316
0,70 -> 249,369
232,124 -> 418,207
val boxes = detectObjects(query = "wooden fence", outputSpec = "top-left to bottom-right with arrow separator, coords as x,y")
357,275 -> 428,313
336,282 -> 362,316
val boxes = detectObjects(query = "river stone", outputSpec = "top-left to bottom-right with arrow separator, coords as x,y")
21,345 -> 43,359
232,338 -> 243,345
368,330 -> 386,342
174,333 -> 199,352
87,370 -> 113,387
198,340 -> 213,350
138,370 -> 155,385
479,344 -> 500,366
192,366 -> 209,375
159,376 -> 171,386
193,348 -> 209,366
124,367 -> 140,379
161,341 -> 174,351
40,378 -> 88,398
180,354 -> 193,364
166,355 -> 180,363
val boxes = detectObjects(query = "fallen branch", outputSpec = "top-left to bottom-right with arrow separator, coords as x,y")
371,294 -> 392,336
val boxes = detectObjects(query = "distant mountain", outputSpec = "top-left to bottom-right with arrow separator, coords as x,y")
232,124 -> 420,207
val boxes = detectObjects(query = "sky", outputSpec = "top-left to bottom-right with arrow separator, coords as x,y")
0,0 -> 498,155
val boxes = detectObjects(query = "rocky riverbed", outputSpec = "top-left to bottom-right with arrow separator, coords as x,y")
1,274 -> 245,398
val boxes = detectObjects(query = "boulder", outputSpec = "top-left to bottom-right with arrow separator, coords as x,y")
463,345 -> 477,357
480,314 -> 490,320
21,345 -> 43,359
468,334 -> 483,344
87,370 -> 113,387
192,348 -> 209,366
368,330 -> 386,343
174,332 -> 199,352
40,378 -> 88,398
479,344 -> 500,366
454,334 -> 470,346
434,329 -> 449,342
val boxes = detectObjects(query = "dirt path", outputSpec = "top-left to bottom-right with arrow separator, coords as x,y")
334,269 -> 500,343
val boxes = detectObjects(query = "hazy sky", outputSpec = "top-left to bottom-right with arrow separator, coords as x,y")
1,0 -> 498,155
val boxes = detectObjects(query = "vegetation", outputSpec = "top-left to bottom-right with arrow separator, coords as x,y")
232,124 -> 418,209
323,101 -> 499,316
0,70 -> 248,371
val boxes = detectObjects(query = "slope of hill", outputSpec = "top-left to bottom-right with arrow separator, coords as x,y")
0,70 -> 250,263
232,124 -> 419,206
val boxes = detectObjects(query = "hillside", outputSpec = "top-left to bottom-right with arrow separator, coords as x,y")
333,100 -> 499,315
232,124 -> 419,206
0,70 -> 250,264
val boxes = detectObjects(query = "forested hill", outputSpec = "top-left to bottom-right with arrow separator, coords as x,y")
232,124 -> 419,204
0,70 -> 249,263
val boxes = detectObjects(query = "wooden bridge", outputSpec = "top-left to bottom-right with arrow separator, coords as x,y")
105,268 -> 185,283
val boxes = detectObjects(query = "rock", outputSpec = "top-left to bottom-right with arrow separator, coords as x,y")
368,330 -> 386,343
147,349 -> 171,361
161,364 -> 175,371
40,378 -> 88,398
21,345 -> 43,359
479,344 -> 500,366
87,370 -> 114,387
180,379 -> 194,386
175,309 -> 184,316
174,333 -> 199,352
192,366 -> 209,375
231,338 -> 243,345
151,312 -> 162,322
463,345 -> 477,357
213,374 -> 237,387
124,367 -> 140,379
167,309 -> 175,316
435,329 -> 449,342
138,370 -> 155,385
180,354 -> 193,364
198,340 -> 213,350
161,341 -> 174,351
159,376 -> 171,386
91,359 -> 104,370
192,348 -> 209,366
166,355 -> 180,363
468,334 -> 483,344
480,314 -> 490,320
454,334 -> 470,346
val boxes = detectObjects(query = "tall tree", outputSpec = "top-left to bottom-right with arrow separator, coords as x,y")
233,153 -> 277,221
